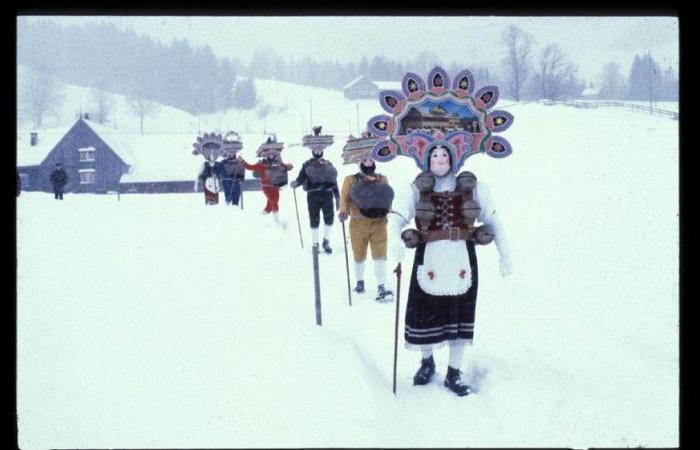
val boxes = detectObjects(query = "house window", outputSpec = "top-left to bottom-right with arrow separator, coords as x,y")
79,169 -> 96,184
78,146 -> 96,162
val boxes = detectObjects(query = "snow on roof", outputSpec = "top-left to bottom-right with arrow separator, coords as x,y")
82,120 -> 138,165
372,80 -> 402,91
343,76 -> 367,90
16,122 -> 77,167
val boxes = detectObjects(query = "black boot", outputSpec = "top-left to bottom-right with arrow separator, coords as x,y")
322,238 -> 332,254
413,355 -> 435,385
444,366 -> 472,396
375,284 -> 394,302
353,280 -> 365,293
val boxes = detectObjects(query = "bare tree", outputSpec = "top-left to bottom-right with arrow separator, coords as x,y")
19,68 -> 65,129
127,96 -> 160,134
536,44 -> 580,100
89,87 -> 116,124
501,25 -> 534,101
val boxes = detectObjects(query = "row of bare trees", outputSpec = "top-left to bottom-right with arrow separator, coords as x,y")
501,25 -> 582,101
19,67 -> 161,133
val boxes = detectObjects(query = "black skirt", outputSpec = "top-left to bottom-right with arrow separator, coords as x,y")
404,240 -> 478,346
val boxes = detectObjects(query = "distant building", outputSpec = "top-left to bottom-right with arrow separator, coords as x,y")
16,117 -> 223,194
580,85 -> 600,99
343,76 -> 401,100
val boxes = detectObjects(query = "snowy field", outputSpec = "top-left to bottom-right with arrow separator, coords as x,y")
17,96 -> 678,448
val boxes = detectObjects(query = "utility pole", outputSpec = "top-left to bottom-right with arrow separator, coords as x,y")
309,98 -> 313,129
648,51 -> 653,112
356,102 -> 360,135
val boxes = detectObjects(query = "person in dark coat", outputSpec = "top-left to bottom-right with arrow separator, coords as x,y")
290,147 -> 340,253
17,171 -> 21,197
49,163 -> 68,200
217,154 -> 246,206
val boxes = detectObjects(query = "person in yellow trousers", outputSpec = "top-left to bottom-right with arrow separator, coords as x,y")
338,155 -> 395,302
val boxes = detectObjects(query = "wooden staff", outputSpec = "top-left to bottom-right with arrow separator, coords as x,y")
392,262 -> 402,395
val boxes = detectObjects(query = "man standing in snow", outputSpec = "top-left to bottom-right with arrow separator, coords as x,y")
49,163 -> 68,200
290,146 -> 340,253
338,155 -> 395,302
390,144 -> 513,396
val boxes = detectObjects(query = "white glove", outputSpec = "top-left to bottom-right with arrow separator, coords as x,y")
499,254 -> 513,277
193,180 -> 199,192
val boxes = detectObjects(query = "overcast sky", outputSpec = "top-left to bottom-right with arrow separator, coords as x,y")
23,15 -> 678,83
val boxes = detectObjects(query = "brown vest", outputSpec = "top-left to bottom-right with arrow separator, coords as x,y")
416,190 -> 476,242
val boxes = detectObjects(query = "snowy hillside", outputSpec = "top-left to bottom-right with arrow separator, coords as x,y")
16,75 -> 679,448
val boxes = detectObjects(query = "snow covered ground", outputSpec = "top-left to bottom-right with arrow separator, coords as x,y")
17,91 -> 678,448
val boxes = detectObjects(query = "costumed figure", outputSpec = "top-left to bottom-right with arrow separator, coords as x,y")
192,132 -> 241,206
290,126 -> 339,253
239,134 -> 293,225
369,66 -> 514,396
217,131 -> 246,206
339,130 -> 395,301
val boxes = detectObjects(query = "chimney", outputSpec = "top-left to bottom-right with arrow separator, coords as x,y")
30,132 -> 38,146
84,113 -> 90,120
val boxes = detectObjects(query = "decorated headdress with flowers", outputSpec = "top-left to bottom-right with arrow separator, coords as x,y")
365,66 -> 514,173
192,131 -> 243,161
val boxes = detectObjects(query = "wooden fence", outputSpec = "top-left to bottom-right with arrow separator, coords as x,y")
540,99 -> 678,120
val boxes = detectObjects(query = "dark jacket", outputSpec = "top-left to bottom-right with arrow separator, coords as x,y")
219,158 -> 245,180
49,168 -> 68,187
294,159 -> 340,200
17,172 -> 21,196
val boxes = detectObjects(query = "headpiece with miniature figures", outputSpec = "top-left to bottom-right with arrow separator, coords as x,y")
341,129 -> 380,165
365,66 -> 514,173
192,131 -> 243,161
302,125 -> 334,153
256,133 -> 285,158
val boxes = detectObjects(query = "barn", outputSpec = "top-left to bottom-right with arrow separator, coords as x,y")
16,116 -> 212,194
342,77 -> 401,100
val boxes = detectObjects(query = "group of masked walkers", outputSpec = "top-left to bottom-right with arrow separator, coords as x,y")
196,154 -> 246,206
196,135 -> 513,397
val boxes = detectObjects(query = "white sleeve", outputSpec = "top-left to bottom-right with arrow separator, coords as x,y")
388,182 -> 418,237
475,181 -> 511,259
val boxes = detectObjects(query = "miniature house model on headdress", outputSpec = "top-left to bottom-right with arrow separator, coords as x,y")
341,130 -> 380,165
192,131 -> 243,161
302,126 -> 334,152
256,133 -> 285,158
364,66 -> 514,173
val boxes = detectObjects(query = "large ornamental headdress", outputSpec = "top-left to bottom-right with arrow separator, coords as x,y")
256,133 -> 285,158
192,131 -> 243,161
341,130 -> 381,165
302,126 -> 334,153
365,66 -> 514,173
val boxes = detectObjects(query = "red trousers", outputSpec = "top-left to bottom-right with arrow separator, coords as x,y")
263,186 -> 280,212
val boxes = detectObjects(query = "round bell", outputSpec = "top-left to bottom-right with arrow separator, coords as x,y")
474,225 -> 495,245
456,171 -> 477,191
413,171 -> 435,192
415,200 -> 436,222
401,229 -> 421,248
461,199 -> 481,220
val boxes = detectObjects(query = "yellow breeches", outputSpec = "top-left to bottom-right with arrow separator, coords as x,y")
349,218 -> 388,262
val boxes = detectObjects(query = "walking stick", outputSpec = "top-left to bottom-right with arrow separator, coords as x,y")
392,262 -> 402,396
341,220 -> 352,306
293,187 -> 304,249
313,243 -> 322,326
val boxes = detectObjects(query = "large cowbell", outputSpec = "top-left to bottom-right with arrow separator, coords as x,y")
365,66 -> 514,173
